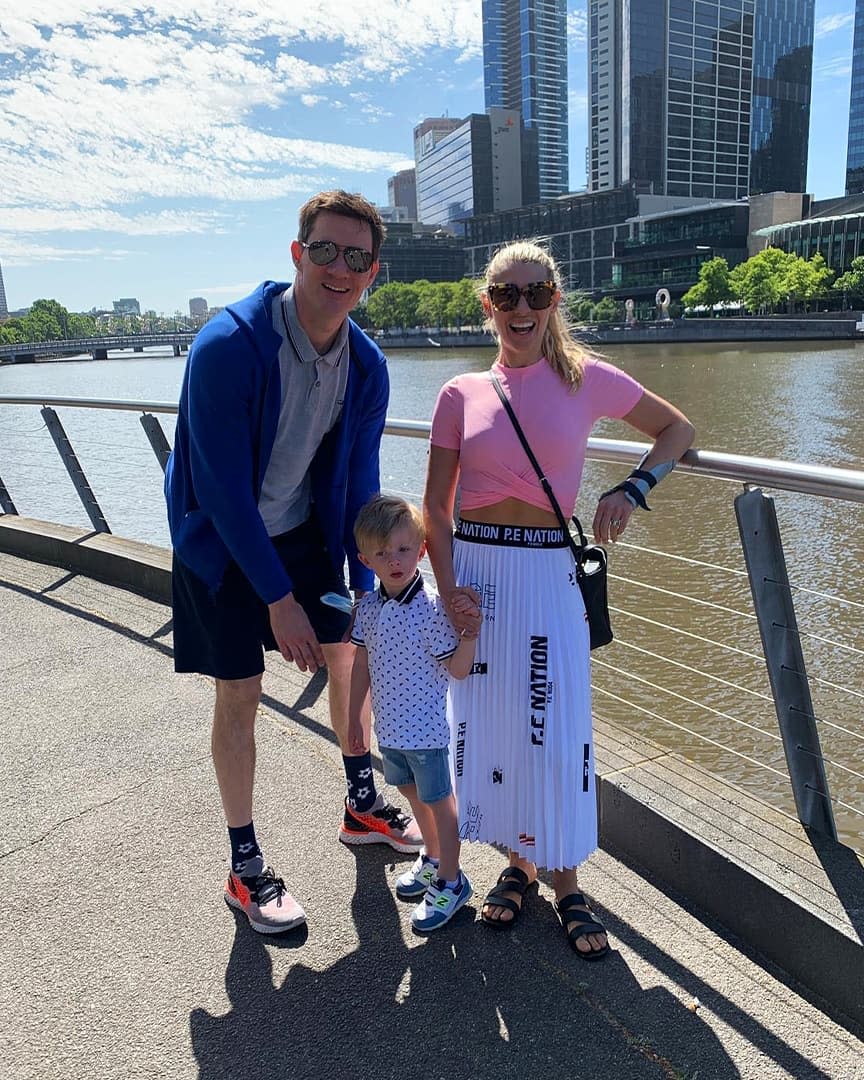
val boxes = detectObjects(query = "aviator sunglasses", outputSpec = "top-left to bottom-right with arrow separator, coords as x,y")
300,240 -> 374,273
486,280 -> 556,312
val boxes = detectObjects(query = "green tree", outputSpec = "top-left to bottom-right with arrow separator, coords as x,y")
682,257 -> 733,313
565,290 -> 594,323
833,255 -> 864,307
446,279 -> 484,327
783,253 -> 834,312
729,247 -> 793,314
367,280 -> 416,326
20,298 -> 68,341
591,296 -> 621,323
416,282 -> 457,329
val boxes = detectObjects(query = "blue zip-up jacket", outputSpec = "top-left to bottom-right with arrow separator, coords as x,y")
164,281 -> 389,603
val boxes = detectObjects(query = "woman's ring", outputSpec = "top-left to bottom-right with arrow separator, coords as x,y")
611,519 -> 622,527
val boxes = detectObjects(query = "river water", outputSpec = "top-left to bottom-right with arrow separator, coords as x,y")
2,340 -> 863,849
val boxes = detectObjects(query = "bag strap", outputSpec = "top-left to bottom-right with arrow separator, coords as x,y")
489,372 -> 589,559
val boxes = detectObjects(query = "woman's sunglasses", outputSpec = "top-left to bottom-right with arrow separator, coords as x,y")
486,280 -> 556,312
300,240 -> 374,273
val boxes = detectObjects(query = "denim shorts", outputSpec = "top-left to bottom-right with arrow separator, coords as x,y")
379,746 -> 452,804
172,516 -> 351,680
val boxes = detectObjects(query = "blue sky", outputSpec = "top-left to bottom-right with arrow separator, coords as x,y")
0,1 -> 857,315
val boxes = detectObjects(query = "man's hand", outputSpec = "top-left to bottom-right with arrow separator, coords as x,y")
268,593 -> 325,672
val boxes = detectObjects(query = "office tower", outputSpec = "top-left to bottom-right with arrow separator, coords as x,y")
749,1 -> 814,194
847,0 -> 864,195
188,297 -> 208,318
588,0 -> 814,199
0,261 -> 7,318
482,0 -> 568,200
387,168 -> 418,220
414,118 -> 464,165
113,297 -> 141,315
415,111 -> 525,233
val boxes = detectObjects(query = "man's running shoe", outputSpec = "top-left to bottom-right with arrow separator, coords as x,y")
224,865 -> 306,934
338,794 -> 423,853
395,853 -> 439,899
411,871 -> 473,933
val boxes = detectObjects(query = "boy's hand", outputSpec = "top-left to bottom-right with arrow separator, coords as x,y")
445,586 -> 481,634
459,604 -> 483,640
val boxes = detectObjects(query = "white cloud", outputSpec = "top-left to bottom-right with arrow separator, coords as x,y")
815,13 -> 855,38
568,10 -> 588,47
815,54 -> 853,80
0,5 -> 465,237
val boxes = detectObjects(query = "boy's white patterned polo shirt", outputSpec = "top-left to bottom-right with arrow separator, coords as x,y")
351,572 -> 459,750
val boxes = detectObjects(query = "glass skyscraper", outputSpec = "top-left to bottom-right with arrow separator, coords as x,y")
846,0 -> 864,195
588,0 -> 813,199
483,0 -> 568,200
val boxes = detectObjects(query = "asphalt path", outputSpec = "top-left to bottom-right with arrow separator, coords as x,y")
1,551 -> 861,1080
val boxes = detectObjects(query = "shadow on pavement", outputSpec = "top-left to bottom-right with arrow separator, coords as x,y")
189,853 -> 741,1080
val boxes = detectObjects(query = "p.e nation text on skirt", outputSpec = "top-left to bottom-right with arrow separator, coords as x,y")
447,521 -> 596,871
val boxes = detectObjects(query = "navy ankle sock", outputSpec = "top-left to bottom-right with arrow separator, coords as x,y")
228,821 -> 263,877
343,752 -> 377,812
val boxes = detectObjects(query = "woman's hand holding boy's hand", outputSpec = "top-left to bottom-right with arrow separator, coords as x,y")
445,585 -> 481,634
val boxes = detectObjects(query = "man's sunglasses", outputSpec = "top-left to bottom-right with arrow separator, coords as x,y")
300,240 -> 374,273
486,280 -> 556,312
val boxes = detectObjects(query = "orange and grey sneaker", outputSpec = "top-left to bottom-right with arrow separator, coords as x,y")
338,794 -> 423,853
224,865 -> 306,934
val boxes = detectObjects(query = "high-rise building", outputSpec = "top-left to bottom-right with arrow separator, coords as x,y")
189,297 -> 208,318
482,0 -> 568,200
588,0 -> 813,199
414,117 -> 464,164
0,261 -> 7,318
387,168 -> 418,220
415,110 -> 525,233
847,1 -> 864,195
113,297 -> 141,316
749,2 -> 814,194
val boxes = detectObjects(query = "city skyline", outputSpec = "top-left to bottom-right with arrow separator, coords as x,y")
0,1 -> 858,315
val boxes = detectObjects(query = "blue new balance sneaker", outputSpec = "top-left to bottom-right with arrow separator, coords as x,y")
410,870 -> 473,933
396,853 -> 439,900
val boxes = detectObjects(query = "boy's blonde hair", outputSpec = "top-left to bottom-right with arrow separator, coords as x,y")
483,239 -> 588,390
354,495 -> 425,552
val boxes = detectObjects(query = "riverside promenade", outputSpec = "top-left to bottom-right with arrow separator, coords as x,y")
2,546 -> 863,1080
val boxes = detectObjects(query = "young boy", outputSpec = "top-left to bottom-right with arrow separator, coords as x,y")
347,495 -> 481,932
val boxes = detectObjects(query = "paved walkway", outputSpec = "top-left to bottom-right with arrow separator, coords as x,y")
2,550 -> 862,1080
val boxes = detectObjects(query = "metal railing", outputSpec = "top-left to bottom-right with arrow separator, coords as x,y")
1,393 -> 863,852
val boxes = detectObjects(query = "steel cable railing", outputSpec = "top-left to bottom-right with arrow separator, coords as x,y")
0,394 -> 863,853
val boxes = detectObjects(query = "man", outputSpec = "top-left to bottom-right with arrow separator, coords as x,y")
165,190 -> 421,935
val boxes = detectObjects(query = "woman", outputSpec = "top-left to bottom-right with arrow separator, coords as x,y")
423,241 -> 694,958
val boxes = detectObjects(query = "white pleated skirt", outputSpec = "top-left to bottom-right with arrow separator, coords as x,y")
448,522 -> 597,871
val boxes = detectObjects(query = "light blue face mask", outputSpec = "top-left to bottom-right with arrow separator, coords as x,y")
320,591 -> 354,614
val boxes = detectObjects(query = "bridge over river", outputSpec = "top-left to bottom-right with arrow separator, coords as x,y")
0,331 -> 197,363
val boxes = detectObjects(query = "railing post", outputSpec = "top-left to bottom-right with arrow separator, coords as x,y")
735,487 -> 836,838
0,474 -> 17,515
40,407 -> 111,534
140,413 -> 171,473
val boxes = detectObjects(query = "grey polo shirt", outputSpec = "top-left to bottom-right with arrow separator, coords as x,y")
258,288 -> 350,537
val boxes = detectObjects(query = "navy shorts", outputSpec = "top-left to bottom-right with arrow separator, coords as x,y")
171,517 -> 352,680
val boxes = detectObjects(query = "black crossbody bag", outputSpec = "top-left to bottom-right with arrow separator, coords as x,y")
490,373 -> 613,650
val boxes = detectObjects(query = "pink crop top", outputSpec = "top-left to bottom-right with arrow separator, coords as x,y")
430,357 -> 644,516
